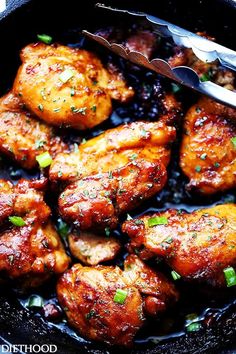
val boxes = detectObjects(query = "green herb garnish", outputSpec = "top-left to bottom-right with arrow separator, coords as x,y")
113,289 -> 128,304
148,216 -> 168,227
9,216 -> 26,227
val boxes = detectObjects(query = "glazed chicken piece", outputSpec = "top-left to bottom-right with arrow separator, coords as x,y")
180,97 -> 236,194
59,159 -> 167,231
124,30 -> 157,59
123,255 -> 178,317
0,180 -> 15,223
0,92 -> 68,169
50,120 -> 176,185
13,43 -> 134,130
0,178 -> 70,287
122,204 -> 236,287
96,27 -> 158,60
69,231 -> 121,266
57,254 -> 178,346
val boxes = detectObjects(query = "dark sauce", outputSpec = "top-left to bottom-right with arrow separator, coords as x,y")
0,25 -> 235,350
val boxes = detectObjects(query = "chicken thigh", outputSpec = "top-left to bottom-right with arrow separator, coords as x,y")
123,204 -> 236,287
0,178 -> 70,287
68,231 -> 121,266
50,119 -> 176,185
57,255 -> 178,346
0,92 -> 68,169
180,97 -> 236,194
13,43 -> 134,130
59,159 -> 167,231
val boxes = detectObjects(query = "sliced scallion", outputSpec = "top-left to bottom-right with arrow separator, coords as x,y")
200,73 -> 210,82
37,34 -> 53,44
195,165 -> 202,172
9,216 -> 26,227
171,270 -> 181,281
113,289 -> 128,304
185,313 -> 201,332
223,266 -> 236,287
36,151 -> 52,168
27,295 -> 44,308
231,137 -> 236,148
126,214 -> 133,220
57,219 -> 70,239
59,69 -> 74,83
186,322 -> 201,332
148,216 -> 168,227
105,227 -> 110,237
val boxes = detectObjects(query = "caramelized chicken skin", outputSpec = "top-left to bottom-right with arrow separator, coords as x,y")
123,255 -> 179,317
57,263 -> 144,346
13,43 -> 134,130
0,92 -> 68,169
123,30 -> 158,59
180,98 -> 236,194
0,178 -> 70,287
96,28 -> 158,60
69,231 -> 121,266
57,255 -> 178,346
0,180 -> 15,223
123,204 -> 236,287
59,159 -> 167,231
50,120 -> 176,185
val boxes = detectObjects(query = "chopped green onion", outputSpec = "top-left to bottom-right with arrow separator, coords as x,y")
195,165 -> 202,172
148,216 -> 168,227
27,295 -> 44,308
105,227 -> 110,237
38,104 -> 44,112
200,153 -> 207,160
57,219 -> 70,239
195,107 -> 201,113
108,171 -> 113,179
171,83 -> 181,93
186,322 -> 201,332
8,254 -> 14,265
135,219 -> 144,225
126,214 -> 133,220
129,153 -> 138,161
59,69 -> 74,83
74,143 -> 79,153
113,289 -> 128,304
36,151 -> 53,168
200,73 -> 210,82
231,137 -> 236,148
35,140 -> 46,149
37,34 -> 53,44
185,313 -> 201,332
9,216 -> 26,227
223,266 -> 236,287
185,312 -> 198,322
171,270 -> 181,281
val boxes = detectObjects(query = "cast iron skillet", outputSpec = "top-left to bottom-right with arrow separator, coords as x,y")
0,0 -> 235,353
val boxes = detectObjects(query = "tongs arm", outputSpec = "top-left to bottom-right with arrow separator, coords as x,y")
83,4 -> 236,109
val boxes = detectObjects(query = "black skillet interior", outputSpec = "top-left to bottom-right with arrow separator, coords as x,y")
0,0 -> 236,353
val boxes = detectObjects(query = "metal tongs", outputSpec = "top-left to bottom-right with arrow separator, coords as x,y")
83,3 -> 236,108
